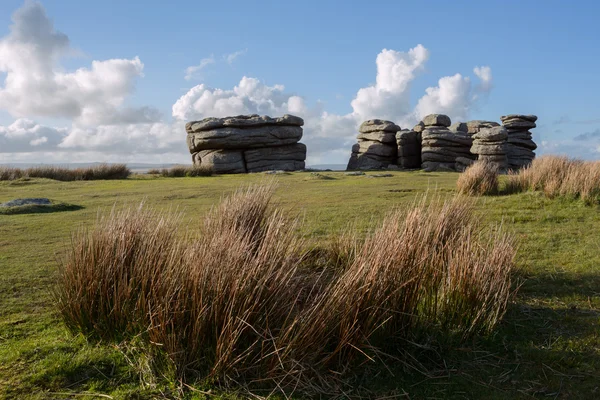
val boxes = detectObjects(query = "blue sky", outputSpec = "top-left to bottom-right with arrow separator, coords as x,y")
0,0 -> 599,164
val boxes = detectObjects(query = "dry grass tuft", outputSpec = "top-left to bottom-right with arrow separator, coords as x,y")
456,161 -> 499,196
0,164 -> 130,181
55,183 -> 517,394
503,156 -> 600,204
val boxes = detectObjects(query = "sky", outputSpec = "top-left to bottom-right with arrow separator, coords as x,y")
0,0 -> 599,166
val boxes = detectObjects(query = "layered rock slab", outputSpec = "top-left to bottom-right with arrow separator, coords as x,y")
500,114 -> 537,169
347,120 -> 401,170
186,114 -> 306,173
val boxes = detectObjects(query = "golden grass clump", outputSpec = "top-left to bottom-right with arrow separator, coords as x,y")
456,161 -> 499,196
504,156 -> 600,204
55,183 -> 517,394
0,164 -> 130,181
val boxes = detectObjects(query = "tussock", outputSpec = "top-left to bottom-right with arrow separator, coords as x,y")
0,164 -> 130,181
55,183 -> 517,394
456,161 -> 499,196
505,156 -> 600,204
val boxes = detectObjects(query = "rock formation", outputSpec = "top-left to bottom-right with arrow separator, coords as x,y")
186,114 -> 306,173
396,129 -> 421,169
347,120 -> 401,170
421,114 -> 474,172
470,126 -> 509,170
501,114 -> 537,169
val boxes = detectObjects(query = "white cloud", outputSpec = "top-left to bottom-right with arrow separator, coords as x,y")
171,45 -> 494,164
0,118 -> 67,152
473,66 -> 493,93
0,2 -> 155,127
225,49 -> 247,65
184,56 -> 216,81
0,3 -> 496,165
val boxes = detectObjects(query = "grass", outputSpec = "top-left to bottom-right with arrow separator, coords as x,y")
505,156 -> 600,204
147,165 -> 213,177
1,170 -> 599,398
54,184 -> 515,394
456,161 -> 499,196
0,164 -> 130,181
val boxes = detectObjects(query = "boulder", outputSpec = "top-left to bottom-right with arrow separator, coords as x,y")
422,114 -> 451,127
244,143 -> 306,172
471,142 -> 508,155
192,149 -> 247,174
449,122 -> 468,133
187,125 -> 303,152
466,120 -> 500,135
396,130 -> 421,169
357,131 -> 397,144
413,121 -> 425,133
357,140 -> 397,158
359,119 -> 401,133
186,114 -> 304,133
500,114 -> 537,123
472,126 -> 508,142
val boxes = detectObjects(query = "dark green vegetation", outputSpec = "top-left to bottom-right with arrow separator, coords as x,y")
1,172 -> 599,399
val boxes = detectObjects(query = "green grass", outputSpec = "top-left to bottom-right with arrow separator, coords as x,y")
1,171 -> 599,399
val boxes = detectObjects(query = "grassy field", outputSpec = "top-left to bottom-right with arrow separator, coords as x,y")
1,171 -> 599,399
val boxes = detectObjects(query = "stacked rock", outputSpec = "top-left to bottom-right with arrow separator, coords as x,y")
465,120 -> 500,135
421,114 -> 473,171
396,129 -> 421,169
186,114 -> 306,173
347,120 -> 400,170
471,126 -> 509,169
500,114 -> 537,169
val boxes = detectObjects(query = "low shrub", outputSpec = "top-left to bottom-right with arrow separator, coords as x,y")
55,184 -> 517,394
456,161 -> 499,196
0,164 -> 130,181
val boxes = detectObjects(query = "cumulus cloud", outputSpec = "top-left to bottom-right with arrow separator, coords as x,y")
171,44 -> 494,164
184,56 -> 215,81
0,1 -> 158,127
0,3 -> 495,165
0,118 -> 67,152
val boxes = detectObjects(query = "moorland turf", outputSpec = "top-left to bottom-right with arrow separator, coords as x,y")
0,171 -> 599,399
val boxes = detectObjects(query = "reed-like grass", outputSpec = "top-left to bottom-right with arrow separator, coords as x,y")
55,183 -> 517,394
504,156 -> 600,204
456,161 -> 499,196
0,164 -> 130,181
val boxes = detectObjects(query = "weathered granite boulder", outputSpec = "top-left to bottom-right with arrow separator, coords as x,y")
466,120 -> 500,135
192,150 -> 246,174
420,114 -> 474,171
396,130 -> 421,169
501,114 -> 537,169
471,126 -> 509,169
186,114 -> 306,173
244,143 -> 306,172
347,120 -> 400,170
422,114 -> 452,127
187,125 -> 303,151
449,122 -> 468,133
359,119 -> 401,133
